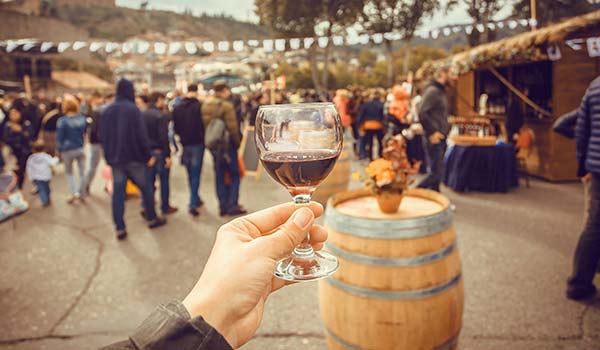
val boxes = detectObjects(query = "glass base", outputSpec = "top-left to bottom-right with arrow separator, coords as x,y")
274,250 -> 339,282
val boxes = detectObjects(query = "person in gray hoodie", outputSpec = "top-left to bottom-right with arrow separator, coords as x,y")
418,65 -> 456,192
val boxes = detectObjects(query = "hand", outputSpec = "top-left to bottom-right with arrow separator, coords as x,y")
428,131 -> 445,145
582,172 -> 592,183
165,157 -> 172,169
146,157 -> 156,167
11,124 -> 22,132
182,202 -> 326,348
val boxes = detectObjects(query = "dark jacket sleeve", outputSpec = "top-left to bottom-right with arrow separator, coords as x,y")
419,88 -> 439,137
134,108 -> 152,163
159,114 -> 171,157
99,301 -> 232,350
224,103 -> 241,149
553,109 -> 578,139
575,89 -> 591,177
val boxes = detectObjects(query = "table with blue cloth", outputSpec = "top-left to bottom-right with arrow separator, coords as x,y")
443,143 -> 518,193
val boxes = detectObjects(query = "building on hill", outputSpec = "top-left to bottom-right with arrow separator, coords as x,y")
0,0 -> 114,16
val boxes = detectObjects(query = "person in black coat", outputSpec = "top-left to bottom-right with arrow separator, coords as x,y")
172,84 -> 205,217
3,105 -> 33,189
357,90 -> 385,160
143,92 -> 177,215
100,79 -> 166,240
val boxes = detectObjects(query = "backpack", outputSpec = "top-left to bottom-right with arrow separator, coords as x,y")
205,102 -> 230,152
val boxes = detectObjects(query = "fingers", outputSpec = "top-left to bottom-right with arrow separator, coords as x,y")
240,202 -> 323,235
310,225 -> 327,251
264,207 -> 314,260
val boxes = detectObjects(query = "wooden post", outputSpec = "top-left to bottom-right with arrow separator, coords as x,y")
530,0 -> 537,30
270,71 -> 275,103
23,75 -> 32,100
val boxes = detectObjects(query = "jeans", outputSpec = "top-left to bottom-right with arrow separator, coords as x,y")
61,148 -> 86,196
210,148 -> 240,213
568,173 -> 600,292
85,143 -> 103,188
34,180 -> 50,205
112,162 -> 157,231
181,145 -> 205,209
419,140 -> 447,192
146,150 -> 171,212
360,129 -> 384,160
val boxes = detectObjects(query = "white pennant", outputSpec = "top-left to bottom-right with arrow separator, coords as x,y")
508,20 -> 518,29
358,34 -> 370,45
202,42 -> 214,52
318,37 -> 329,48
6,41 -> 18,53
121,42 -> 133,54
476,24 -> 485,33
465,25 -> 473,34
289,38 -> 301,50
154,42 -> 167,54
233,40 -> 244,52
431,30 -> 440,39
303,37 -> 314,49
89,42 -> 104,52
383,32 -> 394,41
275,39 -> 286,51
496,22 -> 505,29
487,23 -> 496,30
184,42 -> 197,54
169,42 -> 182,54
332,35 -> 344,46
247,39 -> 260,47
58,42 -> 71,53
22,42 -> 36,52
40,42 -> 54,53
586,37 -> 600,58
263,39 -> 273,51
566,38 -> 584,50
72,41 -> 87,51
452,26 -> 462,33
519,19 -> 529,27
547,44 -> 562,61
137,41 -> 150,54
528,18 -> 538,27
372,33 -> 383,44
104,42 -> 119,53
218,41 -> 229,52
443,28 -> 451,36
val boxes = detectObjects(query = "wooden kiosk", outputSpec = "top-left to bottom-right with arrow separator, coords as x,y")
418,10 -> 600,181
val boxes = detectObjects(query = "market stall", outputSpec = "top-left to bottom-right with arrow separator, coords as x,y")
418,10 -> 600,181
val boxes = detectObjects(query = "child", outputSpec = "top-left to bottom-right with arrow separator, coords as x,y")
26,141 -> 59,206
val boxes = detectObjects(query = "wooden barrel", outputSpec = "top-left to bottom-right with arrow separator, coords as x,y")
319,188 -> 463,350
312,141 -> 351,204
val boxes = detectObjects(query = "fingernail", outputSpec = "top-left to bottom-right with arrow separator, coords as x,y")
293,208 -> 313,229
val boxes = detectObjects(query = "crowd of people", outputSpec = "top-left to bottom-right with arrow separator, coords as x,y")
0,65 -> 457,233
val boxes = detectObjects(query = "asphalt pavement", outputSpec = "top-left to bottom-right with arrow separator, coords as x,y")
0,152 -> 599,350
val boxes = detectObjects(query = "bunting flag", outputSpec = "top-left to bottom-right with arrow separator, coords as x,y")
587,37 -> 600,57
0,17 -> 553,57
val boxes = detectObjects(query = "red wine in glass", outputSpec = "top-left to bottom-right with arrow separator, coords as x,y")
261,150 -> 339,196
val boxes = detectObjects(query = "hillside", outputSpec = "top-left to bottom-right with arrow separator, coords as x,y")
50,5 -> 271,41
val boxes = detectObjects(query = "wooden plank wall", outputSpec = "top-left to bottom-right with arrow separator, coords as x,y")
455,72 -> 475,117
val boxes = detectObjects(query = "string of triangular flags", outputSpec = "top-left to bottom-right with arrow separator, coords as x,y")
547,37 -> 600,60
0,17 -> 541,56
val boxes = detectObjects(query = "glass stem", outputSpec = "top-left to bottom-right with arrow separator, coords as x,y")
293,194 -> 314,258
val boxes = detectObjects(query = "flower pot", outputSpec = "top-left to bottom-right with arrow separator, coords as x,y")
376,191 -> 403,214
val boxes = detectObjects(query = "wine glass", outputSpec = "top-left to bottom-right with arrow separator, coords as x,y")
255,102 -> 342,282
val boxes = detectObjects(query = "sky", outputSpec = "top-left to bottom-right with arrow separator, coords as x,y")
116,0 -> 516,34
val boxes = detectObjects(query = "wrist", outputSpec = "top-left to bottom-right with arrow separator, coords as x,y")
182,290 -> 232,341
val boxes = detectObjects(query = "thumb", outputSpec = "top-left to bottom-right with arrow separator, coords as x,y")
265,207 -> 314,260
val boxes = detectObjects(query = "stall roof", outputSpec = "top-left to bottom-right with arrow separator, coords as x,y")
417,10 -> 600,78
51,70 -> 112,90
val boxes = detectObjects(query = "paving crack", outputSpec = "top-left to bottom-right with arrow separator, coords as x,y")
0,330 -> 126,345
47,227 -> 105,335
